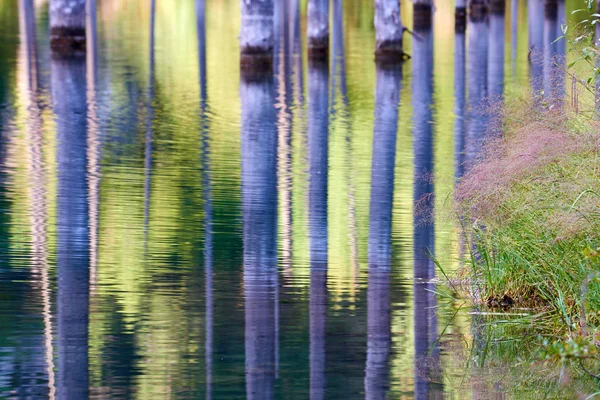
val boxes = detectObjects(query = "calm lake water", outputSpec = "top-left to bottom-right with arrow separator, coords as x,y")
0,0 -> 582,398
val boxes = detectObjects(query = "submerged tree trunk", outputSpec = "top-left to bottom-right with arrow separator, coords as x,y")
307,0 -> 329,58
50,0 -> 86,52
374,0 -> 404,62
240,0 -> 274,69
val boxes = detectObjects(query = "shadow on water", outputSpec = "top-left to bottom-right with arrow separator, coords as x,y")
0,0 -> 587,398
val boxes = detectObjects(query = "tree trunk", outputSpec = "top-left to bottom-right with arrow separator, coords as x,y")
307,0 -> 329,58
240,0 -> 274,69
50,0 -> 86,52
374,0 -> 404,62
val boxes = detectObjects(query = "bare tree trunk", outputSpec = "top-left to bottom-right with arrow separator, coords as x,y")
374,0 -> 404,62
50,0 -> 86,52
308,0 -> 329,58
240,0 -> 274,69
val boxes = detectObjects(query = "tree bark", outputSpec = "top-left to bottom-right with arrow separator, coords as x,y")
240,0 -> 274,69
50,0 -> 86,52
308,0 -> 329,58
374,0 -> 404,62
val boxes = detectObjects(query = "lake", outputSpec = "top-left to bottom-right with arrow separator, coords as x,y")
0,0 -> 580,398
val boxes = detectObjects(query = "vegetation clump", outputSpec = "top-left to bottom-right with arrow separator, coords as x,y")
455,98 -> 600,335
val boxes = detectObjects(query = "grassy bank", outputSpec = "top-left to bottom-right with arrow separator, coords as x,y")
453,97 -> 600,334
445,97 -> 600,396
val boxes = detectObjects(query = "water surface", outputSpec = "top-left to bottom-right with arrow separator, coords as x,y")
0,0 -> 578,398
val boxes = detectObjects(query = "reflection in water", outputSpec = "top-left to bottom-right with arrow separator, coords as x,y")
454,27 -> 466,180
331,0 -> 359,275
308,57 -> 329,400
20,0 -> 56,396
511,0 -> 518,73
543,0 -> 564,108
365,62 -> 401,400
276,0 -> 293,284
529,0 -> 544,98
143,0 -> 156,247
488,10 -> 505,101
52,52 -> 90,398
0,0 -> 587,398
86,0 -> 100,290
466,15 -> 489,168
412,19 -> 441,399
241,69 -> 278,400
196,0 -> 212,398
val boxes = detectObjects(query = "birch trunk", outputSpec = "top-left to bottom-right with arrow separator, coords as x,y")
50,0 -> 86,51
374,0 -> 404,61
308,0 -> 329,57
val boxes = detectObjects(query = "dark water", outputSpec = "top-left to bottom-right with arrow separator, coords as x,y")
0,0 -> 575,398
